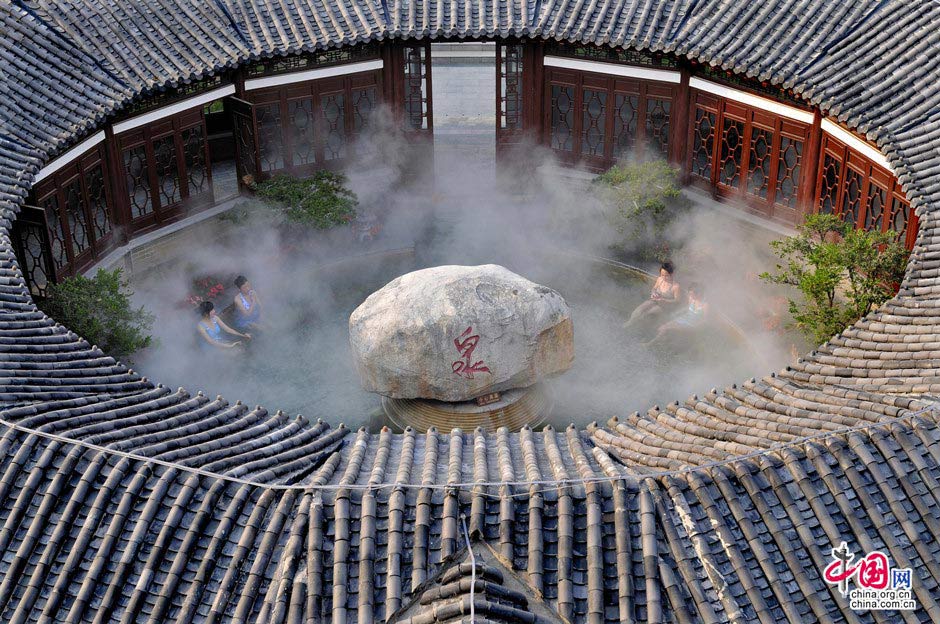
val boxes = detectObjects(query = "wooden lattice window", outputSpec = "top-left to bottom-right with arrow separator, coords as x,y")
775,136 -> 802,208
581,89 -> 607,157
117,106 -> 212,233
321,91 -> 347,161
691,106 -> 716,181
183,125 -> 209,196
41,193 -> 68,273
613,93 -> 639,159
153,135 -> 181,207
404,44 -> 429,131
86,165 -> 112,241
718,117 -> 745,189
14,213 -> 52,297
546,68 -> 676,168
746,127 -> 774,199
256,103 -> 285,172
352,87 -> 376,135
864,182 -> 887,232
889,192 -> 912,245
288,99 -> 316,165
644,98 -> 671,160
550,84 -> 575,152
63,178 -> 89,258
841,168 -> 863,228
123,145 -> 153,219
818,153 -> 842,215
246,70 -> 381,175
688,90 -> 810,224
30,142 -> 117,278
500,44 -> 523,130
814,132 -> 914,240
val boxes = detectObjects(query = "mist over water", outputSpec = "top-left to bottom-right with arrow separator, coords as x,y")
131,103 -> 804,431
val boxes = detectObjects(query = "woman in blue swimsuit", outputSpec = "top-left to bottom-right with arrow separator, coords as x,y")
232,275 -> 262,333
645,282 -> 708,347
197,301 -> 250,352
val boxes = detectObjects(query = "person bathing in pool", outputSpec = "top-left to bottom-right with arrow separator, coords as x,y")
232,275 -> 263,333
645,282 -> 709,347
624,261 -> 681,329
197,300 -> 250,352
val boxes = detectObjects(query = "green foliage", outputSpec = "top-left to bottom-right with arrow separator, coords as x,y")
217,203 -> 251,225
595,159 -> 690,252
255,171 -> 357,228
39,268 -> 154,358
760,213 -> 909,345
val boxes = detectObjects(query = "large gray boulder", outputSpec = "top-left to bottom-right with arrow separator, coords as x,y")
349,264 -> 573,401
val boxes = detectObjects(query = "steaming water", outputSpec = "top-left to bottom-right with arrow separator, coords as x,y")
129,83 -> 798,432
133,242 -> 756,431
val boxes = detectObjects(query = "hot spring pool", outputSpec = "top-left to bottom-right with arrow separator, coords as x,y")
133,245 -> 762,431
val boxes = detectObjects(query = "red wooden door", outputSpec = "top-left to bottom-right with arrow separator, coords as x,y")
228,96 -> 261,188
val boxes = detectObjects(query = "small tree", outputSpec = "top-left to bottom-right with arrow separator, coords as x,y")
760,213 -> 908,345
255,171 -> 357,228
39,268 -> 154,358
594,159 -> 690,255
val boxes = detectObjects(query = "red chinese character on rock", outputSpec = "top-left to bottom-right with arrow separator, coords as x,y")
452,326 -> 490,379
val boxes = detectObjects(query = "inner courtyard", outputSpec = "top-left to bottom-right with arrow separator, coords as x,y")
1,2 -> 939,622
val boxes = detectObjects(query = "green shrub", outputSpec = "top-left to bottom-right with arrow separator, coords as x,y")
255,171 -> 357,228
39,268 -> 154,358
594,159 -> 690,253
760,213 -> 909,345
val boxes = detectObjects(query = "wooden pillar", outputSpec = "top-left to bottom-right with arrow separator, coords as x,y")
671,63 -> 693,182
233,66 -> 247,99
380,42 -> 402,123
102,124 -> 132,246
523,41 -> 545,141
800,108 -> 823,220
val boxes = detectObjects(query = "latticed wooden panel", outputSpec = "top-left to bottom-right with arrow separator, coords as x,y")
153,135 -> 181,207
613,93 -> 639,159
123,145 -> 153,219
746,127 -> 773,199
818,153 -> 841,214
321,92 -> 347,161
890,196 -> 910,240
63,178 -> 89,258
581,89 -> 606,157
15,220 -> 50,297
41,194 -> 67,272
352,87 -> 376,135
500,44 -> 523,131
775,137 -> 802,208
182,125 -> 209,197
864,182 -> 887,231
288,98 -> 317,166
256,103 -> 285,172
550,85 -> 574,152
691,107 -> 715,180
841,168 -> 863,227
718,117 -> 744,188
86,165 -> 112,241
645,97 -> 670,160
403,45 -> 428,131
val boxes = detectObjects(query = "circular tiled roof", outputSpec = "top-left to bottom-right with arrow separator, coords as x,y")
2,1 -> 940,621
